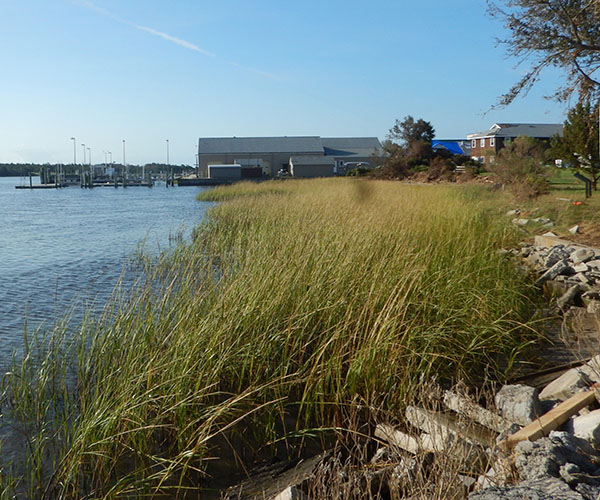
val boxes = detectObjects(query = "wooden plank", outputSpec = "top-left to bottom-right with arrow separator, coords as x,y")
502,383 -> 600,449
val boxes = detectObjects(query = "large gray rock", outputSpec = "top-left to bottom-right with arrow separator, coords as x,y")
468,477 -> 586,499
514,431 -> 598,482
471,433 -> 600,500
495,384 -> 542,426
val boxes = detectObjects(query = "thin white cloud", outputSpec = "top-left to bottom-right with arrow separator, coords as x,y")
73,0 -> 214,58
73,0 -> 277,79
133,25 -> 215,57
72,0 -> 125,23
227,61 -> 279,81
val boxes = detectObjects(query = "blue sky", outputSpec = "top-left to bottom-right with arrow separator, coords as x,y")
0,0 -> 571,165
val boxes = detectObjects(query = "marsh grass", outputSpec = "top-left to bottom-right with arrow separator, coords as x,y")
0,179 -> 540,498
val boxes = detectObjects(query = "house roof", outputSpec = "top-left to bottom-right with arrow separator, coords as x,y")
467,123 -> 563,140
198,136 -> 383,157
289,156 -> 335,166
321,137 -> 383,157
431,140 -> 466,155
198,136 -> 324,155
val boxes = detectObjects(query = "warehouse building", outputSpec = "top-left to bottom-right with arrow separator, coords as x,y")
198,136 -> 382,179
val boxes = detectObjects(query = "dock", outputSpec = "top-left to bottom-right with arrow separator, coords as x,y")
177,178 -> 232,186
15,184 -> 67,189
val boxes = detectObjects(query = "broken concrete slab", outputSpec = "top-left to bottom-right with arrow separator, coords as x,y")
374,424 -> 421,454
565,409 -> 600,446
586,260 -> 600,271
223,454 -> 327,500
573,263 -> 589,273
495,385 -> 543,426
571,248 -> 596,264
272,486 -> 308,500
544,246 -> 571,267
557,284 -> 583,310
406,406 -> 496,449
539,364 -> 600,402
533,235 -> 595,252
443,391 -> 512,433
536,259 -> 570,286
419,432 -> 488,471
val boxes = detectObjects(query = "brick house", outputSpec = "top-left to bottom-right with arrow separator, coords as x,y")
466,123 -> 563,165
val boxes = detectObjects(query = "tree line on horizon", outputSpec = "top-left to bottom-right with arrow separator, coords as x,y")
0,163 -> 194,177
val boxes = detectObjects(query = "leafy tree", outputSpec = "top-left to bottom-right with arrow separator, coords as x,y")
389,116 -> 435,159
371,116 -> 437,178
370,140 -> 410,179
488,0 -> 600,105
491,136 -> 549,200
551,101 -> 600,187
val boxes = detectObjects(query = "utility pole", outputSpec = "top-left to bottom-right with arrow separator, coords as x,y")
123,139 -> 127,181
70,137 -> 76,168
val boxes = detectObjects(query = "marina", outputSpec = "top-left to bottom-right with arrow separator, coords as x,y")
0,176 -> 211,359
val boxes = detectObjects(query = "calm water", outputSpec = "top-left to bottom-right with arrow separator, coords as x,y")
0,177 -> 211,359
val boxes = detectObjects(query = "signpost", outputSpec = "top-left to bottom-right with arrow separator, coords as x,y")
574,172 -> 592,198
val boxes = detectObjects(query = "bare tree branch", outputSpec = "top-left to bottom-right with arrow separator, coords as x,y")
488,0 -> 600,105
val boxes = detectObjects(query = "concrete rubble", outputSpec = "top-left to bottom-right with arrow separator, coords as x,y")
226,232 -> 600,499
494,385 -> 542,426
375,235 -> 600,499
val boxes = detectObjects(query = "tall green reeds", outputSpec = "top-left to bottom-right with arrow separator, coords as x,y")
0,179 -> 539,498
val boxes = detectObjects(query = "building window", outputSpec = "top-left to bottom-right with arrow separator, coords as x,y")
480,138 -> 485,147
490,138 -> 495,147
471,139 -> 476,148
481,156 -> 486,164
490,156 -> 495,164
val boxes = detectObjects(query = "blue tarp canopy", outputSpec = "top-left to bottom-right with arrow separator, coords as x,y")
431,140 -> 465,155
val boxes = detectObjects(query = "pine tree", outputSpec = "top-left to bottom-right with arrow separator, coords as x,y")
551,102 -> 600,188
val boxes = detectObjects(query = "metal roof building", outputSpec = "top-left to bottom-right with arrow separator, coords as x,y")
197,136 -> 382,179
198,136 -> 324,155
